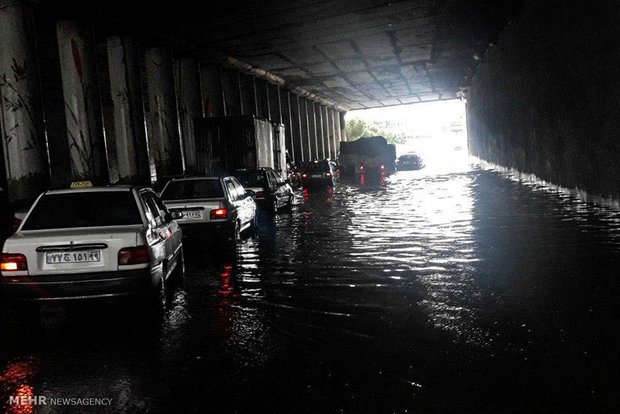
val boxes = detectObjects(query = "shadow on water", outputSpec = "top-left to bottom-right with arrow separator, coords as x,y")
1,168 -> 620,413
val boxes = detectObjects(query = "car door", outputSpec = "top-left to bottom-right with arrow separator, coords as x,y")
140,191 -> 172,278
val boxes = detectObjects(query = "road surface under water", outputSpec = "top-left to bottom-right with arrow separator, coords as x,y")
1,163 -> 620,413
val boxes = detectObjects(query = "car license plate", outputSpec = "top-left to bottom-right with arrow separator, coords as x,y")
311,174 -> 322,178
184,211 -> 202,219
46,250 -> 101,264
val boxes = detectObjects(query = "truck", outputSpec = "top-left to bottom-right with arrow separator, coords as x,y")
338,136 -> 396,181
194,115 -> 287,179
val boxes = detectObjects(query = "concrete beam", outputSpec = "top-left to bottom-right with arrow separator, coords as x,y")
174,57 -> 201,173
144,47 -> 183,179
106,36 -> 149,184
57,20 -> 108,183
0,0 -> 49,202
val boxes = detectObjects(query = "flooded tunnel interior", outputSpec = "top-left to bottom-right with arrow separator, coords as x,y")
1,0 -> 620,413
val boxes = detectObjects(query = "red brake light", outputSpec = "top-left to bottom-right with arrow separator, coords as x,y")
381,165 -> 385,170
210,208 -> 228,219
325,172 -> 332,178
360,166 -> 364,171
302,173 -> 308,178
118,246 -> 150,265
0,253 -> 28,272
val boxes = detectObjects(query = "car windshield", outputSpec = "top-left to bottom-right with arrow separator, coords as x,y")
306,161 -> 330,173
161,179 -> 224,200
234,171 -> 267,188
22,191 -> 142,230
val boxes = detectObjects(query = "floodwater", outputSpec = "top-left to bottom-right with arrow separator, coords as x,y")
2,162 -> 620,413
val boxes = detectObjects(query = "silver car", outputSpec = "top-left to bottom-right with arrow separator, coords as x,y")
160,177 -> 257,242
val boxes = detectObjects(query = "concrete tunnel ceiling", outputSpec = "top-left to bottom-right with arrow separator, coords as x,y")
42,0 -> 522,110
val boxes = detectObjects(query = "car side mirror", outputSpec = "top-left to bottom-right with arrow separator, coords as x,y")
170,211 -> 184,220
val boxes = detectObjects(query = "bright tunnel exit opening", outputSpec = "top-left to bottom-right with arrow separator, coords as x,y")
345,99 -> 469,174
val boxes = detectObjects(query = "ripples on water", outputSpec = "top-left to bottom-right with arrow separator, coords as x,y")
2,162 -> 620,413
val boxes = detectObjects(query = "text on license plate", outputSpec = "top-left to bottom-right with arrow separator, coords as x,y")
46,250 -> 101,264
184,211 -> 202,219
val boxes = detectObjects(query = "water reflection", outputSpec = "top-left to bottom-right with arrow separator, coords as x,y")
1,164 -> 620,412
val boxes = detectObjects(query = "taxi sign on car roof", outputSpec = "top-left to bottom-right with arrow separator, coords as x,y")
70,180 -> 93,189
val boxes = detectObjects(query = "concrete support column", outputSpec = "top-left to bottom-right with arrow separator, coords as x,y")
174,57 -> 201,173
269,84 -> 282,124
325,108 -> 336,160
199,62 -> 224,117
221,67 -> 241,116
290,94 -> 304,163
239,74 -> 256,116
0,0 -> 49,202
255,79 -> 269,119
106,36 -> 149,184
329,108 -> 338,157
280,90 -> 294,162
57,20 -> 108,183
316,103 -> 325,159
144,47 -> 182,179
321,106 -> 331,159
338,111 -> 346,142
306,99 -> 317,161
300,98 -> 311,161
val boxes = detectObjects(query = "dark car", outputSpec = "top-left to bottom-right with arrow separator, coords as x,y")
300,160 -> 338,188
396,153 -> 424,170
233,168 -> 294,212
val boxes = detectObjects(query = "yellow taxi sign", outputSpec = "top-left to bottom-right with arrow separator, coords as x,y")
70,180 -> 93,189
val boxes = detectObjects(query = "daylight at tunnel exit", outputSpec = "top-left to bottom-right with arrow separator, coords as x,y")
1,0 -> 619,413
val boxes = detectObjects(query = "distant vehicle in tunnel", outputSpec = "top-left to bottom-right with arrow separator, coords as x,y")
233,168 -> 294,212
338,136 -> 396,181
396,153 -> 425,171
300,160 -> 338,188
160,177 -> 256,242
0,184 -> 184,315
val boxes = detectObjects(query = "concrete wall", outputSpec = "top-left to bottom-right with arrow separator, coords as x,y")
468,1 -> 620,200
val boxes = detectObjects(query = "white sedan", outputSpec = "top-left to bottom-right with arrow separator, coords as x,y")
160,176 -> 257,242
0,184 -> 183,314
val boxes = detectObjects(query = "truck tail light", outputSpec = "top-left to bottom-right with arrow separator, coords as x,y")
118,246 -> 150,265
210,208 -> 228,219
302,173 -> 308,179
325,172 -> 332,178
0,253 -> 28,272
